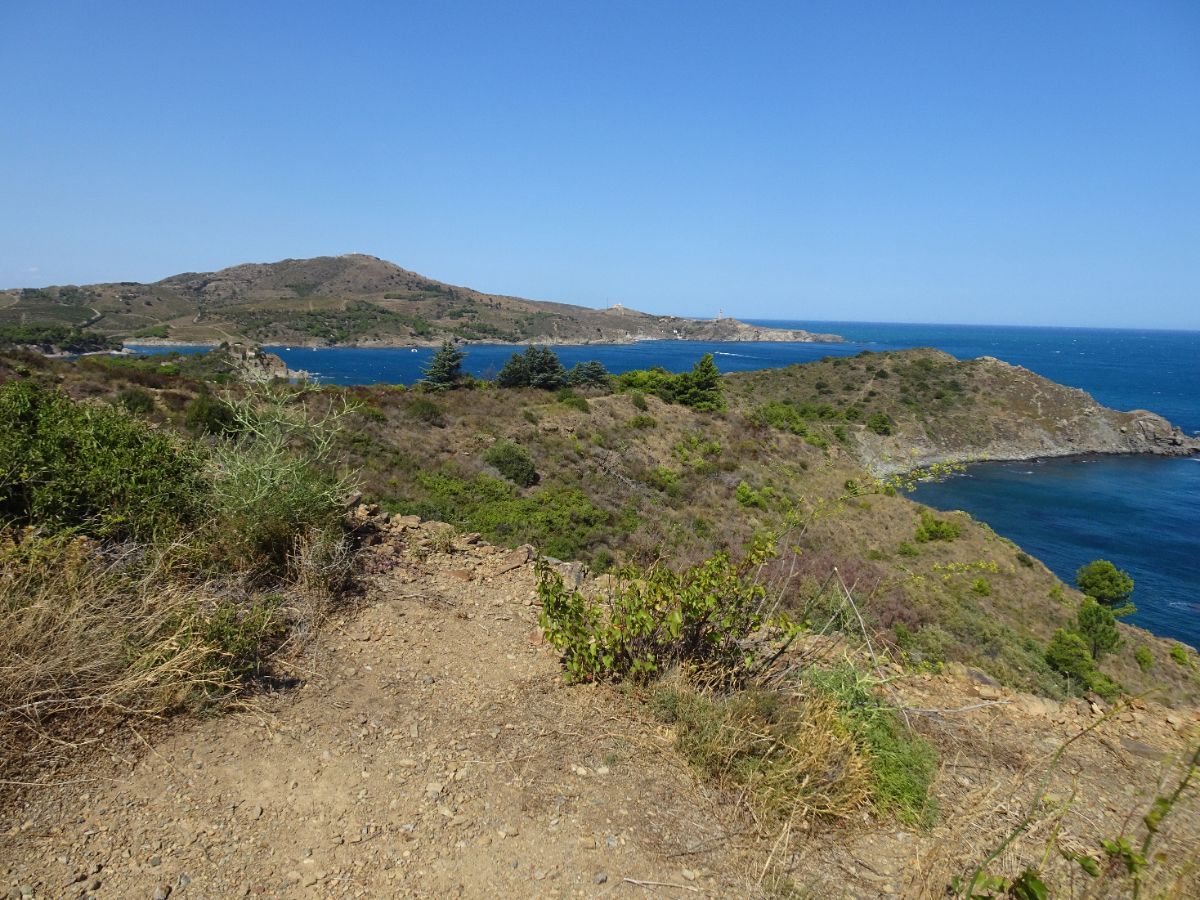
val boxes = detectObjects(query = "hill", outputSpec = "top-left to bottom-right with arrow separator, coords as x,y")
728,348 -> 1200,474
1,347 -> 1197,897
0,254 -> 843,347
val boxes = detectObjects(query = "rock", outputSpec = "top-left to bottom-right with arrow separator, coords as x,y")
445,569 -> 472,582
975,684 -> 1002,701
152,887 -> 172,900
1120,737 -> 1168,761
594,872 -> 608,884
490,546 -> 533,576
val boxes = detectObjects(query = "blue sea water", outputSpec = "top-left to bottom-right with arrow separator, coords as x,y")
128,321 -> 1200,647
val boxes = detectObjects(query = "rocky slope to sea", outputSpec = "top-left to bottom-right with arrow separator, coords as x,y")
728,348 -> 1200,476
0,254 -> 841,348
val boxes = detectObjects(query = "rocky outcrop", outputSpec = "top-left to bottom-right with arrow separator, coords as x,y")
852,354 -> 1200,475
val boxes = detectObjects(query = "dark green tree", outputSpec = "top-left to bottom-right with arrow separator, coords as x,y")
675,353 -> 724,411
496,346 -> 566,390
1076,559 -> 1135,616
1076,597 -> 1122,659
566,360 -> 610,388
421,341 -> 466,389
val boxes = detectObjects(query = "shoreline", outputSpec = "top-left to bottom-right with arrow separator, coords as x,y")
122,332 -> 847,351
870,444 -> 1200,479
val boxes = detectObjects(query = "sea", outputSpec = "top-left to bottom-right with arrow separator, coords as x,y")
129,321 -> 1200,648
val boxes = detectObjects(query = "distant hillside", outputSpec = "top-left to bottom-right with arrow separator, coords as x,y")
728,348 -> 1200,474
0,254 -> 843,347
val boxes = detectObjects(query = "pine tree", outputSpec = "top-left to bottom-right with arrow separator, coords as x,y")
496,346 -> 566,390
675,353 -> 725,411
1076,559 -> 1135,616
422,341 -> 466,389
1076,597 -> 1122,658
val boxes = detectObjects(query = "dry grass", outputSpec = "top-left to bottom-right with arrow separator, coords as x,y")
651,676 -> 873,829
0,529 -> 349,785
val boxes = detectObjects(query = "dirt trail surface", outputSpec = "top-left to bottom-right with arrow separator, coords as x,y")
3,515 -> 1199,898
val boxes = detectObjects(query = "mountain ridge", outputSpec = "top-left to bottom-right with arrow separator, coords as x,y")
0,254 -> 843,347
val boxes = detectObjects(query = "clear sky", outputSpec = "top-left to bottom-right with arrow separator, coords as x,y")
2,1 -> 1198,328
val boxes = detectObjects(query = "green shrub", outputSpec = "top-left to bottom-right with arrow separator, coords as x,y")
132,324 -> 170,339
735,481 -> 770,510
483,441 -> 539,487
407,396 -> 446,427
116,387 -> 155,414
205,391 -> 355,575
897,541 -> 919,557
557,389 -> 590,413
970,577 -> 991,597
537,545 -> 771,683
1170,645 -> 1193,667
1134,646 -> 1154,671
1045,628 -> 1119,698
866,412 -> 894,435
185,393 -> 239,435
399,471 -> 613,561
0,380 -> 206,542
914,511 -> 959,543
617,355 -> 724,411
646,466 -> 681,497
630,390 -> 648,411
1016,551 -> 1035,568
627,414 -> 657,429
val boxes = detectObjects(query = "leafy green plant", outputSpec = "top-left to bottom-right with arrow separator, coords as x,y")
406,396 -> 446,427
186,392 -> 239,436
1134,646 -> 1154,671
496,345 -> 567,389
866,411 -> 894,435
970,577 -> 991,597
537,544 -> 773,683
483,441 -> 539,487
1170,644 -> 1192,667
626,414 -> 657,429
1044,628 -> 1118,698
915,510 -> 960,543
116,387 -> 155,414
0,380 -> 206,542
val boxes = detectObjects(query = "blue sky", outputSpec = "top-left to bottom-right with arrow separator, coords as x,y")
2,1 -> 1198,328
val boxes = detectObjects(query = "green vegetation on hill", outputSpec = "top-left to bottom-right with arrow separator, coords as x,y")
0,325 -> 120,353
0,371 -> 357,781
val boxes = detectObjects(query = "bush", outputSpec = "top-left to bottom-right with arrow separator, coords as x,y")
914,511 -> 960,543
866,412 -> 894,435
1170,645 -> 1193,667
186,393 -> 239,436
1045,628 -> 1118,698
897,541 -> 919,557
0,381 -> 206,542
407,396 -> 446,427
617,355 -> 725,411
970,577 -> 991,597
627,414 -> 657,429
630,390 -> 648,411
483,441 -> 539,487
116,387 -> 155,414
537,545 -> 771,683
1134,646 -> 1154,671
204,391 -> 356,576
556,389 -> 590,413
399,471 -> 614,561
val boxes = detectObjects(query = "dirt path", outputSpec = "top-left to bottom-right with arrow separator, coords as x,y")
2,516 -> 1198,898
1,523 -> 755,898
